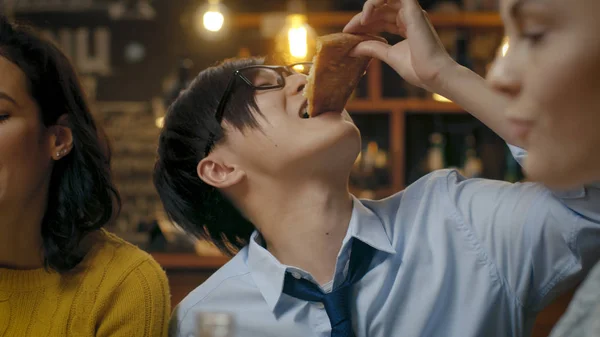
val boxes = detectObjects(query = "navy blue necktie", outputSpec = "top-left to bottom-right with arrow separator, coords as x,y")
282,239 -> 375,337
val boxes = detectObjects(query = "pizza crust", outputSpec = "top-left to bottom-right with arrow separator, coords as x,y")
303,33 -> 387,117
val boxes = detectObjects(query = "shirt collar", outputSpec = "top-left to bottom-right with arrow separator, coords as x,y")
247,196 -> 396,313
347,195 -> 396,254
247,232 -> 288,312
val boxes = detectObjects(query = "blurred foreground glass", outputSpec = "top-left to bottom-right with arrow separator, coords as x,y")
196,312 -> 235,337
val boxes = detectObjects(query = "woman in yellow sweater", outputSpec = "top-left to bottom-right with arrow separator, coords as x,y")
0,16 -> 170,336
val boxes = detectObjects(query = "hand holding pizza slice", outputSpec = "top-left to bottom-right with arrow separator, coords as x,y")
303,33 -> 386,117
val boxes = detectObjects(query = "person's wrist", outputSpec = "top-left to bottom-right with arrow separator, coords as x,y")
424,57 -> 461,95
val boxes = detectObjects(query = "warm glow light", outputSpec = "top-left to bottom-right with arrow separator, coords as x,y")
501,37 -> 510,57
196,0 -> 226,35
155,117 -> 164,128
433,93 -> 452,103
203,10 -> 224,32
287,14 -> 308,59
292,64 -> 305,72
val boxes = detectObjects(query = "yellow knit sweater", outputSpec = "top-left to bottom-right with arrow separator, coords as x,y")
0,230 -> 170,337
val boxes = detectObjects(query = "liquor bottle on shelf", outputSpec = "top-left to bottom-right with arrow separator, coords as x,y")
462,135 -> 483,178
455,30 -> 474,70
470,32 -> 502,76
362,141 -> 377,174
427,132 -> 446,172
365,141 -> 387,194
429,1 -> 460,50
351,139 -> 390,198
196,312 -> 235,337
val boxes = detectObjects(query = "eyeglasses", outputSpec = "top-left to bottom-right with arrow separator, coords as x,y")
204,62 -> 313,157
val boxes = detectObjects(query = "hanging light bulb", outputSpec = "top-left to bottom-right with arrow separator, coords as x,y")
195,0 -> 228,38
287,14 -> 308,59
275,7 -> 316,63
203,0 -> 224,32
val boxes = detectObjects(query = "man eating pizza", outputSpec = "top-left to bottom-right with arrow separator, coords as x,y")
156,14 -> 600,337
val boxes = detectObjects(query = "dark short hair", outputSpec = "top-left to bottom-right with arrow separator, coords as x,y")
0,16 -> 120,272
154,58 -> 265,255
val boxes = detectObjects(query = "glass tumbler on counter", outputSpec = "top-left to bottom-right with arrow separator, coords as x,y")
196,312 -> 235,337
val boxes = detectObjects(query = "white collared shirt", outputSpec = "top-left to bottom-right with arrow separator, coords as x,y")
170,148 -> 600,337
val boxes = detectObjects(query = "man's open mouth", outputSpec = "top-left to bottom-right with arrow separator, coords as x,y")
299,100 -> 309,119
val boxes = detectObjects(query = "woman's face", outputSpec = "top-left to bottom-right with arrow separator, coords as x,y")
488,0 -> 600,187
0,56 -> 56,212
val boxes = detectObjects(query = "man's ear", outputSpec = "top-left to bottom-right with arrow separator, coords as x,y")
49,114 -> 73,160
197,155 -> 246,189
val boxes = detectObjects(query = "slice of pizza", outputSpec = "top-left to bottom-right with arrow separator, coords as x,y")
303,33 -> 387,117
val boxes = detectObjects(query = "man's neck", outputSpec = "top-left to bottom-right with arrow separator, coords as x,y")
237,178 -> 353,285
0,203 -> 46,270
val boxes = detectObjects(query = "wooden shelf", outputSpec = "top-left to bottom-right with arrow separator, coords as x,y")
152,253 -> 229,270
348,98 -> 465,113
232,11 -> 502,29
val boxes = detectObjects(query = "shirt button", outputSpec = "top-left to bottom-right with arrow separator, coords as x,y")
314,302 -> 325,309
291,271 -> 302,279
